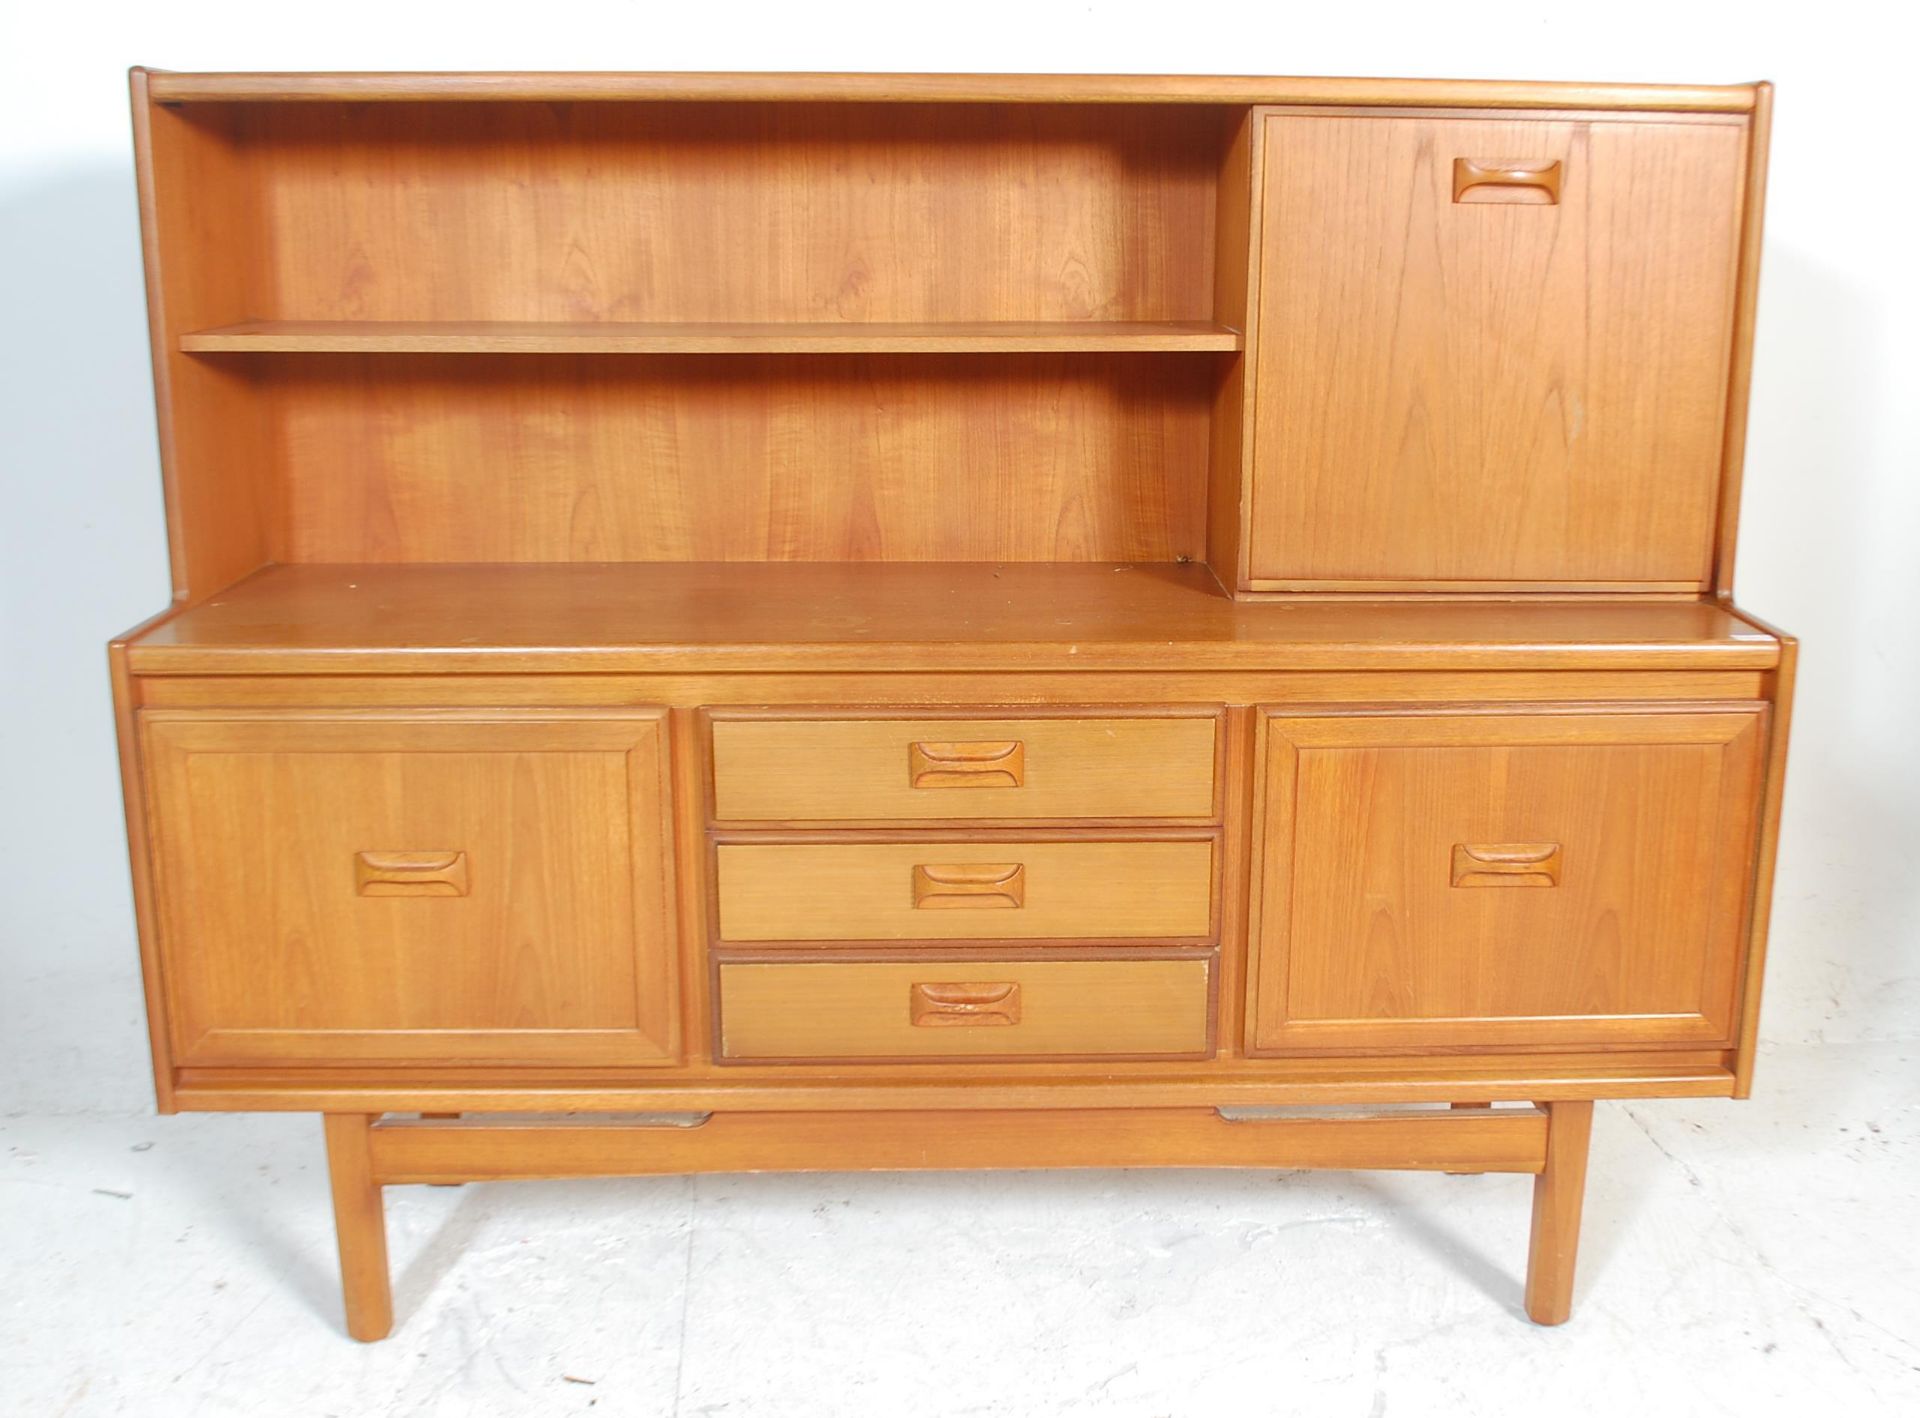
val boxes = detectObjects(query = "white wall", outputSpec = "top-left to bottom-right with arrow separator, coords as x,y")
3,1 -> 1914,1111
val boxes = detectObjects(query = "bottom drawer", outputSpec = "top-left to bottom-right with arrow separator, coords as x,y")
717,955 -> 1214,1062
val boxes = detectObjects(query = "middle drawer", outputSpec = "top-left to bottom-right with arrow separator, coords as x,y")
714,838 -> 1216,942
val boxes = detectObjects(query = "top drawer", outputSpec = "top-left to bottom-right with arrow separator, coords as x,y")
710,711 -> 1219,823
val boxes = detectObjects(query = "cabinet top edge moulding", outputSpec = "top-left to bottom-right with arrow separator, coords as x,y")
138,69 -> 1765,111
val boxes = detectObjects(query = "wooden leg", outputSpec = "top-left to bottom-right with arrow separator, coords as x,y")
323,1113 -> 393,1342
1524,1099 -> 1595,1326
1446,1102 -> 1492,1173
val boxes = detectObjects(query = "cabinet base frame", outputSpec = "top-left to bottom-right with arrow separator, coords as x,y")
321,1100 -> 1595,1341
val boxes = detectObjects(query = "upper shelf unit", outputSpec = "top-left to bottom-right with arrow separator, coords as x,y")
133,72 -> 1769,595
179,320 -> 1245,355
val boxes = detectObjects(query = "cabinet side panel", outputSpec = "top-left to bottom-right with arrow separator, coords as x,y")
132,73 -> 275,600
1732,628 -> 1796,1095
1207,108 -> 1260,583
109,642 -> 175,1110
1713,86 -> 1773,597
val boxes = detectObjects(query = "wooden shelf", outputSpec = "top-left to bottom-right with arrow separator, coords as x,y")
124,563 -> 1783,676
179,320 -> 1245,356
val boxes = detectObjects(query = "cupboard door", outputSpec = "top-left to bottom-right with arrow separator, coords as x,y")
1247,708 -> 1767,1052
141,711 -> 678,1067
1247,112 -> 1746,590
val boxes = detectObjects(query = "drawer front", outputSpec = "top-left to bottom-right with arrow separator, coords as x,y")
1247,112 -> 1745,590
715,839 -> 1214,942
710,712 -> 1218,822
140,711 -> 678,1067
718,956 -> 1214,1060
1249,708 -> 1768,1051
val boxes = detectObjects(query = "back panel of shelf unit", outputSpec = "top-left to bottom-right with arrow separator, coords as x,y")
265,352 -> 1215,563
204,101 -> 1229,324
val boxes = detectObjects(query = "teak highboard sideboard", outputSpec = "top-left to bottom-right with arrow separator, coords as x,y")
112,69 -> 1794,1338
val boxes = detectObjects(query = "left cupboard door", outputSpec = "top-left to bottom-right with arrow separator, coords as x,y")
138,710 -> 680,1068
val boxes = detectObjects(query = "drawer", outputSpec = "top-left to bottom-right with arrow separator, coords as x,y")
1248,707 -> 1768,1051
714,838 -> 1214,942
717,955 -> 1214,1060
139,710 -> 679,1067
709,712 -> 1218,822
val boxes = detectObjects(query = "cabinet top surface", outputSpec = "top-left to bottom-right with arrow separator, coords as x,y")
136,69 -> 1762,111
123,563 -> 1781,675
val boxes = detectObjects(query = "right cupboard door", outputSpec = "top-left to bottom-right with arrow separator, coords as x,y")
1247,707 -> 1768,1053
1246,111 -> 1748,591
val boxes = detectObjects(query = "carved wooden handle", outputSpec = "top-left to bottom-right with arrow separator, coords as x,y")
1451,843 -> 1562,888
909,982 -> 1022,1027
911,862 -> 1026,909
355,850 -> 470,897
908,739 -> 1025,789
1452,158 -> 1563,205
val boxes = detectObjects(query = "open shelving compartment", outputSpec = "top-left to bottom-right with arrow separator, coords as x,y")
147,92 -> 1256,585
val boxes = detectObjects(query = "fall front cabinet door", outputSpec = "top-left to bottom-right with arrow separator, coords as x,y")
1246,111 -> 1747,591
140,710 -> 679,1067
1247,708 -> 1767,1052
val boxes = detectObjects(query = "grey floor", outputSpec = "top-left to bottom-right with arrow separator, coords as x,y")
4,1040 -> 1915,1417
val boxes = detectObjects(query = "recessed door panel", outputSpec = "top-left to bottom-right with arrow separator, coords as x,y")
1247,113 -> 1746,589
142,710 -> 679,1066
1248,708 -> 1767,1050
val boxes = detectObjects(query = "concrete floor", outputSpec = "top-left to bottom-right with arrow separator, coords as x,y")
3,1041 -> 1915,1417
